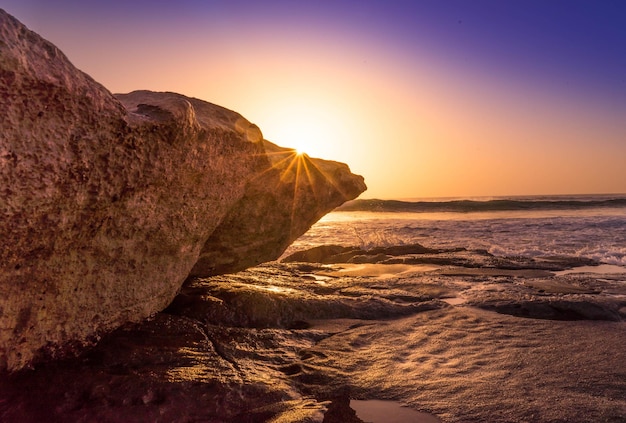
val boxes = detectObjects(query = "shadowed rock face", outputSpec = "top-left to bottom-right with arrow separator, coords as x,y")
190,141 -> 367,276
0,10 -> 365,371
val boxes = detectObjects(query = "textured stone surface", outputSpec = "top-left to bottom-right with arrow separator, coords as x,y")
0,10 -> 365,371
2,261 -> 625,422
190,141 -> 366,276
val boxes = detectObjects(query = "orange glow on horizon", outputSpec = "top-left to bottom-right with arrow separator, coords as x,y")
7,3 -> 625,199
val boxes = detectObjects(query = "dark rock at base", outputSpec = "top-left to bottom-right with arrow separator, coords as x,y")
1,263 -> 437,422
471,298 -> 623,321
282,245 -> 362,264
2,261 -> 624,422
322,388 -> 364,423
0,313 -> 292,423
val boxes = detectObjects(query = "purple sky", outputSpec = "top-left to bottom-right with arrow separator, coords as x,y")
3,1 -> 626,197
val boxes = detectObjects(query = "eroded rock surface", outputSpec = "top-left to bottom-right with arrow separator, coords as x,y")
189,141 -> 366,277
1,258 -> 625,422
282,243 -> 626,322
0,10 -> 364,371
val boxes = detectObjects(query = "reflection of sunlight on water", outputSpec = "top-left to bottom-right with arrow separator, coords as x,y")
318,263 -> 439,278
442,296 -> 467,306
323,207 -> 626,222
251,284 -> 296,295
302,273 -> 332,285
351,400 -> 441,423
554,264 -> 626,276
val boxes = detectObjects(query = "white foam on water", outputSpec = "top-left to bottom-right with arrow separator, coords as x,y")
289,206 -> 626,267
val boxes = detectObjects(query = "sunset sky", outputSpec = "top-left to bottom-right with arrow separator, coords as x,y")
4,1 -> 626,199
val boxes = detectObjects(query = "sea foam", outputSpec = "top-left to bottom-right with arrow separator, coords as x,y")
290,195 -> 626,267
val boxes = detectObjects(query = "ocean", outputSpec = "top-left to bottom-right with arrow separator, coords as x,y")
288,194 -> 626,267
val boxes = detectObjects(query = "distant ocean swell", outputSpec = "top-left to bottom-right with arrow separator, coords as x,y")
337,197 -> 626,213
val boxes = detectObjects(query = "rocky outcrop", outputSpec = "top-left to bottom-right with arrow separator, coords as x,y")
0,262 -> 442,423
189,141 -> 366,276
0,9 -> 365,371
2,259 -> 624,421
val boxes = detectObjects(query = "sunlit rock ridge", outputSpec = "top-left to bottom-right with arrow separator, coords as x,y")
0,9 -> 366,371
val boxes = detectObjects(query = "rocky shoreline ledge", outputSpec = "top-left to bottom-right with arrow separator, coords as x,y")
2,244 -> 625,422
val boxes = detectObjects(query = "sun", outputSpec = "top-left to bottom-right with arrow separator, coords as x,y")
251,97 -> 352,161
271,122 -> 321,158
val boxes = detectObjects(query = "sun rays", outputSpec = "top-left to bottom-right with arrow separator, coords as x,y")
252,142 -> 359,238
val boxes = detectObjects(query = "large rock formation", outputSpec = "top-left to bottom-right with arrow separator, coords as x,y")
189,140 -> 367,276
0,9 -> 365,371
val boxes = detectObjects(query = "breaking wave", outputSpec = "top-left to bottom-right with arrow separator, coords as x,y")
290,195 -> 626,267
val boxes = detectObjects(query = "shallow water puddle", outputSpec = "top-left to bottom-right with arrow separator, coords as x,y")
250,284 -> 296,294
302,273 -> 332,285
555,264 -> 626,276
319,263 -> 439,278
350,400 -> 441,423
442,296 -> 467,305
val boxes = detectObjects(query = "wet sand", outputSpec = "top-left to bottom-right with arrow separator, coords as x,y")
1,248 -> 625,422
311,306 -> 626,422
